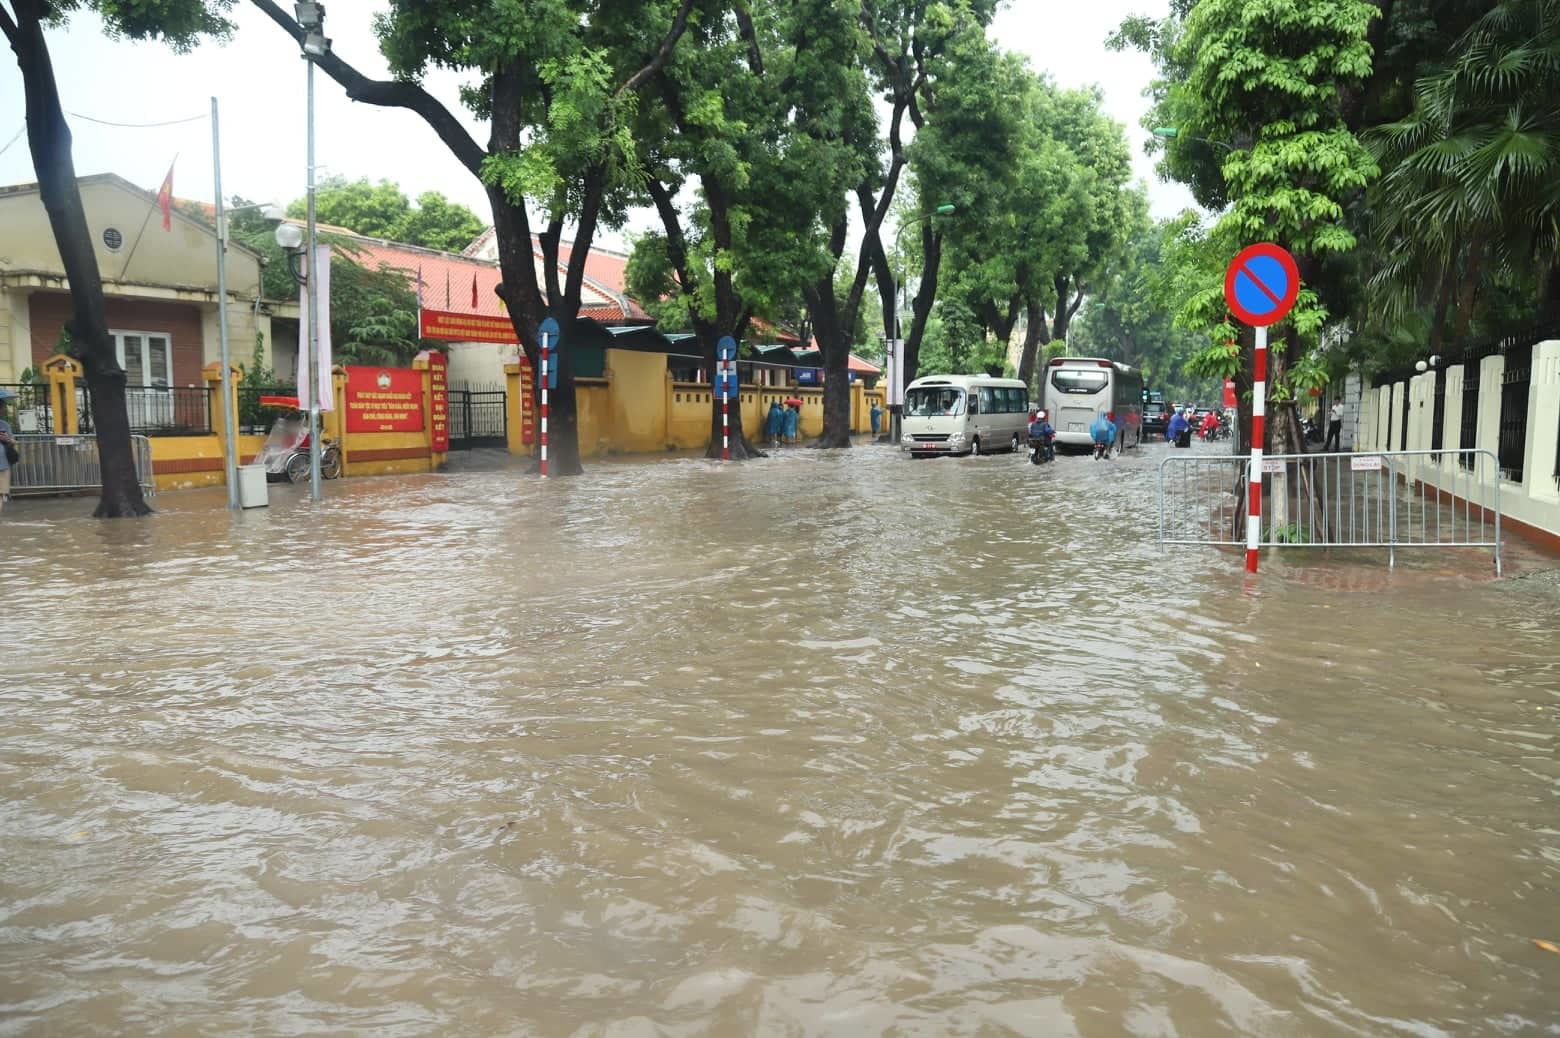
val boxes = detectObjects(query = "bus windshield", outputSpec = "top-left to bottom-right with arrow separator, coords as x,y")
905,387 -> 966,416
1050,369 -> 1108,395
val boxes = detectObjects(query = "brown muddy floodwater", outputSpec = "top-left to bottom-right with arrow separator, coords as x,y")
1,442 -> 1557,1036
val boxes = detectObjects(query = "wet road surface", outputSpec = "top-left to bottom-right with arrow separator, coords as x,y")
2,441 -> 1557,1035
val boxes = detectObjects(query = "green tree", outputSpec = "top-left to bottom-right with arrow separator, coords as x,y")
1067,218 -> 1209,403
286,176 -> 486,253
253,0 -> 699,476
1363,0 -> 1560,346
1117,0 -> 1380,452
2,0 -> 234,516
626,0 -> 875,456
229,203 -> 429,368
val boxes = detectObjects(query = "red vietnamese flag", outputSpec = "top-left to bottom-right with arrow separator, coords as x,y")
156,160 -> 175,231
471,272 -> 479,309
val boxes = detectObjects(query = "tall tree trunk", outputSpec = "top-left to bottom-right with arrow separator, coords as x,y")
1016,296 -> 1046,393
9,3 -> 149,516
1049,274 -> 1085,344
806,276 -> 853,448
902,227 -> 944,383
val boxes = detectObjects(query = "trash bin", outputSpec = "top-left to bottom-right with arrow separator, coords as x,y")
237,463 -> 269,508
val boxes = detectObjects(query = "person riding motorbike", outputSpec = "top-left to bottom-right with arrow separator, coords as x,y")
1166,408 -> 1192,448
1027,409 -> 1055,464
1090,411 -> 1117,460
1199,409 -> 1220,441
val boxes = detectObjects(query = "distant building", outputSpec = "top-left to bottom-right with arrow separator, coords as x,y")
0,173 -> 294,385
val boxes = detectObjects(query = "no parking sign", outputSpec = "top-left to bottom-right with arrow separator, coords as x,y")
1224,242 -> 1300,575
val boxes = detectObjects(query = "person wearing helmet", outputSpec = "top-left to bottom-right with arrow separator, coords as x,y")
1027,408 -> 1055,463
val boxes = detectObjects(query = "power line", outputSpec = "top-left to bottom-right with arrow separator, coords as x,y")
66,111 -> 207,128
0,126 -> 23,157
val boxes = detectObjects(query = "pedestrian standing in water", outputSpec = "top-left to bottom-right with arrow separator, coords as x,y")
784,400 -> 800,444
0,393 -> 16,514
870,400 -> 882,438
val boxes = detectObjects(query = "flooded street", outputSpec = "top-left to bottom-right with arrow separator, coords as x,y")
2,443 -> 1557,1036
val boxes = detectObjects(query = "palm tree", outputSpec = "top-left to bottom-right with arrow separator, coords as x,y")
1363,0 -> 1560,337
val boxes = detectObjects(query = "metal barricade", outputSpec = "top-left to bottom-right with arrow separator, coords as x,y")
9,434 -> 156,497
1158,449 -> 1501,574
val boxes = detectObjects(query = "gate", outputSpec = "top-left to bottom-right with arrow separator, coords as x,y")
1158,449 -> 1502,573
10,434 -> 156,496
446,385 -> 508,450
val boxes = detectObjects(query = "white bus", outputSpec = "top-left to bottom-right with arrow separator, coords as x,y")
1042,357 -> 1144,452
900,373 -> 1031,457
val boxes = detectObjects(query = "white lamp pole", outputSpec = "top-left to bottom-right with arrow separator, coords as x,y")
296,1 -> 331,502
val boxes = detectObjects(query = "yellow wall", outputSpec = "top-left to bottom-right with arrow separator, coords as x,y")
500,349 -> 881,458
148,434 -> 227,491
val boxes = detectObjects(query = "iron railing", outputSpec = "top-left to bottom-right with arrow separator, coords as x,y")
1459,363 -> 1480,468
1497,341 -> 1532,483
1399,384 -> 1410,451
0,382 -> 55,434
236,385 -> 296,435
1157,449 -> 1502,574
78,383 -> 213,437
8,433 -> 155,496
1430,367 -> 1446,456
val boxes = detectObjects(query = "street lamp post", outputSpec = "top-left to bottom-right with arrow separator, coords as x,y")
296,2 -> 330,502
889,203 -> 955,446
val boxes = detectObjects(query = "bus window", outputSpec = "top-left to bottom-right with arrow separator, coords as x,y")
1005,387 -> 1024,412
906,387 -> 963,416
1051,368 -> 1108,394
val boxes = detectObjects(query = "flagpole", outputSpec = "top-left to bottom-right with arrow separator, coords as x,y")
211,97 -> 240,509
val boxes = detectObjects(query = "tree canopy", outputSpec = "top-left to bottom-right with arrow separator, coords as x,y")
288,176 -> 486,253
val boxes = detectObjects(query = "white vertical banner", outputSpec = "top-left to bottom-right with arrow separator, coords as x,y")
297,243 -> 334,410
888,338 -> 905,406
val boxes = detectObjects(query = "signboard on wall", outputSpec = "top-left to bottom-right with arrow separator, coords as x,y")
418,309 -> 519,345
345,366 -> 425,433
519,355 -> 535,444
426,351 -> 449,452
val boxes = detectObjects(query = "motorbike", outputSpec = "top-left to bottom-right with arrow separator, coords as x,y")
1028,435 -> 1055,465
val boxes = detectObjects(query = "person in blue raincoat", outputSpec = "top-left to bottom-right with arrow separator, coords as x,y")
1090,411 -> 1117,460
1165,407 -> 1192,447
783,400 -> 801,443
870,400 -> 883,437
766,401 -> 785,446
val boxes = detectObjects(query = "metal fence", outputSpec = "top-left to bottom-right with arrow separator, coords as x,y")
1158,449 -> 1502,574
8,433 -> 155,496
78,383 -> 212,437
1498,341 -> 1532,483
0,382 -> 55,434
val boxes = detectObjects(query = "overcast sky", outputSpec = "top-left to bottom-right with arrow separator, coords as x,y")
0,0 -> 1195,251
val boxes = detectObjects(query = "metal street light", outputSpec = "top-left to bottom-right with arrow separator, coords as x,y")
887,203 -> 956,445
1152,126 -> 1238,152
290,1 -> 329,501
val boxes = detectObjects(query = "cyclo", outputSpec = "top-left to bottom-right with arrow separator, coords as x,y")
253,395 -> 342,483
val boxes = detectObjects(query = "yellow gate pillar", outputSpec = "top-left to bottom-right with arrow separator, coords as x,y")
44,355 -> 82,435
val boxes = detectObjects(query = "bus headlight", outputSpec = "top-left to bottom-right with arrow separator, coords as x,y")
947,432 -> 966,445
900,434 -> 914,445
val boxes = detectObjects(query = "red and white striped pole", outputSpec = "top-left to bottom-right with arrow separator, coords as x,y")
1246,324 -> 1268,573
721,359 -> 730,461
539,334 -> 550,478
